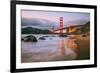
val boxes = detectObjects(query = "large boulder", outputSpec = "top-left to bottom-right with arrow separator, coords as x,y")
24,35 -> 37,42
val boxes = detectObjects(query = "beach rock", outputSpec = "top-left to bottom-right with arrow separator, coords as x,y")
21,38 -> 24,41
39,37 -> 45,40
59,34 -> 68,37
24,35 -> 37,42
82,34 -> 87,37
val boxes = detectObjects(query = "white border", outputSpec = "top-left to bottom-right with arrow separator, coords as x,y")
16,4 -> 94,69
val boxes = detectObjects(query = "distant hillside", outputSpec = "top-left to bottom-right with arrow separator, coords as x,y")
80,21 -> 90,33
22,27 -> 52,34
69,21 -> 90,34
21,18 -> 58,30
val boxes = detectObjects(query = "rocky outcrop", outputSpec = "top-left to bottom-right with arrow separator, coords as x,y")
23,35 -> 38,42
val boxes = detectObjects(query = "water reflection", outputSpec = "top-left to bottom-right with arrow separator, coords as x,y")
59,38 -> 77,60
21,35 -> 78,63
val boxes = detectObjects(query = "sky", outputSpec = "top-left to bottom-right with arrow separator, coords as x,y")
21,10 -> 90,30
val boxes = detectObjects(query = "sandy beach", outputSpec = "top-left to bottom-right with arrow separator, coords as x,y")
21,35 -> 90,63
68,35 -> 90,60
74,35 -> 90,60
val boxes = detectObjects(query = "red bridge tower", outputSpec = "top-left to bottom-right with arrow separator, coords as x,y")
60,17 -> 63,34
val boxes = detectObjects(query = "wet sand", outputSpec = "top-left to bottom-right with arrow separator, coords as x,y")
21,35 -> 90,63
68,35 -> 90,60
74,35 -> 90,60
57,35 -> 90,60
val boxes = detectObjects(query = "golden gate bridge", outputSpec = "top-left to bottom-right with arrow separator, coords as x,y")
51,17 -> 77,35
